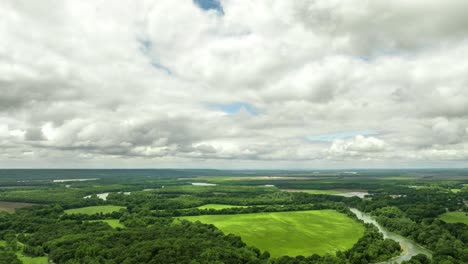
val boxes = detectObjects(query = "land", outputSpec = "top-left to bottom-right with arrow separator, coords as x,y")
197,204 -> 248,210
438,212 -> 468,225
0,169 -> 466,264
64,205 -> 126,215
0,201 -> 36,213
89,219 -> 125,228
182,210 -> 365,257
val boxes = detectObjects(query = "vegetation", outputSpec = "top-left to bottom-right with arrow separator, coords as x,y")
438,212 -> 468,225
89,219 -> 125,229
182,210 -> 365,257
197,204 -> 249,210
64,205 -> 126,215
0,169 -> 466,263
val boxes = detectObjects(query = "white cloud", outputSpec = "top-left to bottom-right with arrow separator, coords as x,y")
0,0 -> 468,168
328,135 -> 388,159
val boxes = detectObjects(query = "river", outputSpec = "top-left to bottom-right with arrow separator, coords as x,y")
350,208 -> 432,263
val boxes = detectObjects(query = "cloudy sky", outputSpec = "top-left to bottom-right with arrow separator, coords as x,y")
1,0 -> 468,169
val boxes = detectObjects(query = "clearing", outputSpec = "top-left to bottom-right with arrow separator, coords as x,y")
64,205 -> 125,215
197,204 -> 248,210
181,209 -> 364,257
89,219 -> 125,228
438,212 -> 468,225
0,201 -> 36,213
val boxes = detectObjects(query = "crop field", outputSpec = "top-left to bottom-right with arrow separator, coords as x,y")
181,209 -> 364,257
0,201 -> 36,212
197,204 -> 248,210
438,212 -> 468,224
64,205 -> 126,215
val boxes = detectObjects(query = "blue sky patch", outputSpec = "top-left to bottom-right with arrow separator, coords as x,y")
138,38 -> 172,75
213,102 -> 258,116
193,0 -> 224,14
307,130 -> 379,142
138,38 -> 152,54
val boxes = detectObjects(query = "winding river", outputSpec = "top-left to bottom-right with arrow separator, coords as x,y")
350,208 -> 432,264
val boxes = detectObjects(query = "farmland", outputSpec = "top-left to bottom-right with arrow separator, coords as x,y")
182,210 -> 365,257
0,201 -> 36,213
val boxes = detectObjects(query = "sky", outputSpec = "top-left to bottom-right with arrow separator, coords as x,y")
1,0 -> 468,169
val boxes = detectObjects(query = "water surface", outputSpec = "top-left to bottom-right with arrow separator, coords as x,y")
350,208 -> 432,263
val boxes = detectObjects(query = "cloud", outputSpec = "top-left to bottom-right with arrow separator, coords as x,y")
0,0 -> 468,168
328,135 -> 388,159
308,130 -> 379,142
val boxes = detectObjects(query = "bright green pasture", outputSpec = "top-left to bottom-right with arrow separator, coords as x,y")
89,219 -> 125,228
64,205 -> 125,215
438,212 -> 468,224
181,210 -> 364,257
17,253 -> 48,264
197,204 -> 248,210
450,189 -> 461,193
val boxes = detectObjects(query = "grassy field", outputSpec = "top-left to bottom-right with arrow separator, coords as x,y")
197,204 -> 248,210
90,219 -> 125,228
181,210 -> 364,257
438,212 -> 468,224
16,253 -> 48,264
281,189 -> 349,195
0,201 -> 36,212
0,240 -> 49,264
64,205 -> 125,215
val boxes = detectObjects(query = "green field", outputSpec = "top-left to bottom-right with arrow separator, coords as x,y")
438,212 -> 468,224
90,219 -> 125,228
181,210 -> 364,257
281,189 -> 350,195
17,253 -> 48,264
0,240 -> 48,264
64,205 -> 125,215
197,204 -> 248,210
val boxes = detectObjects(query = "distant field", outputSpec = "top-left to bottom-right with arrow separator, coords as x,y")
450,189 -> 461,193
281,189 -> 344,194
64,205 -> 125,215
197,204 -> 248,210
0,240 -> 49,264
181,210 -> 364,257
90,219 -> 125,228
17,253 -> 48,264
0,201 -> 36,212
281,189 -> 366,195
438,212 -> 468,224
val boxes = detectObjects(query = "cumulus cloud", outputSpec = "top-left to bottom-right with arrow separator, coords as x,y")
328,135 -> 388,159
0,0 -> 468,168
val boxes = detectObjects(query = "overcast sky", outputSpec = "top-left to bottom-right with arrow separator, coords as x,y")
1,0 -> 468,169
